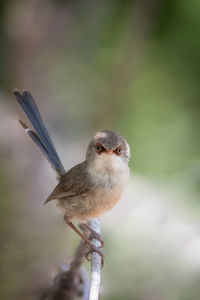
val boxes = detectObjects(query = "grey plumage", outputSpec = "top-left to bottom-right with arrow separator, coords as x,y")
86,130 -> 130,163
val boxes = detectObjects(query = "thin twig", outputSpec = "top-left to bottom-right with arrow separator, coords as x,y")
41,237 -> 89,300
88,218 -> 102,300
41,219 -> 102,300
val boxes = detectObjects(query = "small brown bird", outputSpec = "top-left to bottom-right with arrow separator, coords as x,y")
14,89 -> 130,264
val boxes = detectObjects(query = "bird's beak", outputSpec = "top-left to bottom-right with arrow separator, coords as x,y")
105,149 -> 114,155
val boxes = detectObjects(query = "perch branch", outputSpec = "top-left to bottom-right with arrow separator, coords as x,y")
88,218 -> 102,300
41,235 -> 89,300
41,219 -> 103,300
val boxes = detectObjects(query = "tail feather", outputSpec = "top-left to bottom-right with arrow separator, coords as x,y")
15,90 -> 60,161
18,119 -> 53,166
14,89 -> 65,176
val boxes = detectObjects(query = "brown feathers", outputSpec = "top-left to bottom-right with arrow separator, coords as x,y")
44,130 -> 130,221
44,161 -> 97,204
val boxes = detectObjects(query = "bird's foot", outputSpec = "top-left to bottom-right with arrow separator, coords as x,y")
85,245 -> 105,268
88,231 -> 104,248
79,223 -> 104,248
64,219 -> 105,267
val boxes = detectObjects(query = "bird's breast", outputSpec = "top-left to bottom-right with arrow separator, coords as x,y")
59,158 -> 129,222
85,161 -> 129,218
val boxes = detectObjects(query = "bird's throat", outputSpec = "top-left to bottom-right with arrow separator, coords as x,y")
87,153 -> 129,186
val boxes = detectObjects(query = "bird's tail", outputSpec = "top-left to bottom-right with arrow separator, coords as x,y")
14,89 -> 65,177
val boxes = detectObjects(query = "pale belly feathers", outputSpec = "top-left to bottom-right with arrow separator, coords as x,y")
58,153 -> 129,222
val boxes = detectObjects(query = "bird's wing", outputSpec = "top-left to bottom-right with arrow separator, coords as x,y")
44,161 -> 94,204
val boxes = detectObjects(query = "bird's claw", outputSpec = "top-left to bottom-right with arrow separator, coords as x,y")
89,232 -> 104,248
85,249 -> 92,261
85,246 -> 105,268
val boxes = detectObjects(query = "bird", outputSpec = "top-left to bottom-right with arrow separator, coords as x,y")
14,89 -> 130,265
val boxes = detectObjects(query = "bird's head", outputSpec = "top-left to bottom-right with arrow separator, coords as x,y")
86,130 -> 130,174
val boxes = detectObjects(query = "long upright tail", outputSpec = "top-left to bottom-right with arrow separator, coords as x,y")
14,89 -> 66,176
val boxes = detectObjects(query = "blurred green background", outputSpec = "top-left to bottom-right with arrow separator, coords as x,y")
0,0 -> 200,299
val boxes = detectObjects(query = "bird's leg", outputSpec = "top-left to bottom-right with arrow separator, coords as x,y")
64,217 -> 105,267
79,222 -> 104,248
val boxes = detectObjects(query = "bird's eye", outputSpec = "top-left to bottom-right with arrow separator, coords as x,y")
95,143 -> 103,153
115,146 -> 122,155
